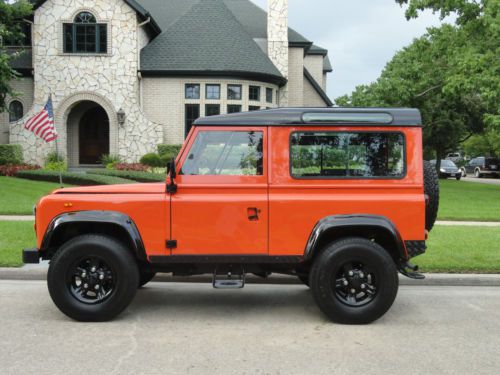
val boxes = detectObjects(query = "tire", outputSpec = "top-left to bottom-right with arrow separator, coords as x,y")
310,237 -> 399,324
461,168 -> 467,177
423,160 -> 439,231
139,269 -> 157,288
47,234 -> 139,322
475,169 -> 482,178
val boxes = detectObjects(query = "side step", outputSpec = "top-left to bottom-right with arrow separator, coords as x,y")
398,261 -> 425,280
213,268 -> 246,289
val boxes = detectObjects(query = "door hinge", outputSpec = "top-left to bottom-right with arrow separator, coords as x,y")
166,240 -> 177,249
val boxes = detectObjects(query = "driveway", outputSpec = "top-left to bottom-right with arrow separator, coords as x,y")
1,281 -> 499,374
462,176 -> 500,186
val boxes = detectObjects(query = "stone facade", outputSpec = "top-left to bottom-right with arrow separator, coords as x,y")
267,0 -> 289,106
8,0 -> 162,166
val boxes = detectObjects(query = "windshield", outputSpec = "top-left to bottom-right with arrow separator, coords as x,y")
441,160 -> 457,167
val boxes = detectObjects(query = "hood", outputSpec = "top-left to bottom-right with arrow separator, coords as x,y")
53,182 -> 166,195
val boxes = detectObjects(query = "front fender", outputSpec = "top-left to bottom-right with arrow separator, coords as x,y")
40,210 -> 147,261
303,214 -> 407,261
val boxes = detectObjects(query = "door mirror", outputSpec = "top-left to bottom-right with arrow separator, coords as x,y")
168,158 -> 177,179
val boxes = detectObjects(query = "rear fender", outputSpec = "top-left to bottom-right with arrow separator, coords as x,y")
303,214 -> 407,262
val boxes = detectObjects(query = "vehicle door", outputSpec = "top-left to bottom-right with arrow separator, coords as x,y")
170,127 -> 268,255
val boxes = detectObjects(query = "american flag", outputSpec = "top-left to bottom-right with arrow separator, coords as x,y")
24,95 -> 58,143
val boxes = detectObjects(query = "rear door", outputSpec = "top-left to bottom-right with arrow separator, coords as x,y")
171,127 -> 268,255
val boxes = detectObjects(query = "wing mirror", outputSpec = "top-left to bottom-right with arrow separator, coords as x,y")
167,158 -> 177,194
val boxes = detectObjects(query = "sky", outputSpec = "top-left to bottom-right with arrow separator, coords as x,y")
251,0 -> 453,102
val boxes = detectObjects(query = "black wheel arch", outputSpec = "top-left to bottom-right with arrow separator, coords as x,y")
40,211 -> 148,262
303,215 -> 407,263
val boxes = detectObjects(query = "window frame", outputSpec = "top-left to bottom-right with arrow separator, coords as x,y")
266,87 -> 273,103
176,126 -> 268,183
249,85 -> 261,101
205,84 -> 221,100
227,104 -> 242,114
62,12 -> 108,54
227,84 -> 242,100
184,103 -> 200,137
185,84 -> 201,99
249,106 -> 261,111
8,100 -> 24,123
205,104 -> 220,116
289,130 -> 407,180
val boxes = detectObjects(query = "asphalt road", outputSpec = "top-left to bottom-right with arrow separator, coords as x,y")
462,176 -> 500,185
1,281 -> 499,375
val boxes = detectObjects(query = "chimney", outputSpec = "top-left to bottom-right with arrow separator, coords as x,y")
268,0 -> 288,106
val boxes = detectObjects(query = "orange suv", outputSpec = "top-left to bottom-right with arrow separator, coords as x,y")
23,108 -> 439,324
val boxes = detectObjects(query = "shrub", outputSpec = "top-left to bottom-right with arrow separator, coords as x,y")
113,163 -> 149,172
89,169 -> 166,182
16,170 -> 135,186
0,145 -> 23,165
0,164 -> 40,177
100,154 -> 121,169
140,153 -> 163,168
157,144 -> 182,159
45,151 -> 64,165
44,161 -> 68,172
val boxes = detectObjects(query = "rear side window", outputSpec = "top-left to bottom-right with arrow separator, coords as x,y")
181,131 -> 263,176
290,132 -> 405,178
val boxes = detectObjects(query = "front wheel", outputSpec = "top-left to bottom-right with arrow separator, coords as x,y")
475,169 -> 482,178
310,237 -> 399,324
47,234 -> 139,322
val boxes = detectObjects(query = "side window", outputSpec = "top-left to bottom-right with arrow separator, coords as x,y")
181,131 -> 264,176
63,12 -> 107,54
290,132 -> 405,178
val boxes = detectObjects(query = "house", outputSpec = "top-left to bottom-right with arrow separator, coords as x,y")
1,0 -> 333,167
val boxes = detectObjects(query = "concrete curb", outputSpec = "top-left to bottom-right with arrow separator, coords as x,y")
1,265 -> 499,286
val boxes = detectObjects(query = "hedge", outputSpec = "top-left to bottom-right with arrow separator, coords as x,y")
0,145 -> 23,165
89,169 -> 166,182
16,170 -> 136,186
157,144 -> 182,158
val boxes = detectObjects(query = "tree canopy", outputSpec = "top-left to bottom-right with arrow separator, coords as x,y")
336,0 -> 499,159
0,0 -> 33,113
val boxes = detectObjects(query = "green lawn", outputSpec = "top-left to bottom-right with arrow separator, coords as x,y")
416,225 -> 500,273
0,221 -> 498,272
437,179 -> 500,221
0,177 -> 74,215
0,221 -> 36,267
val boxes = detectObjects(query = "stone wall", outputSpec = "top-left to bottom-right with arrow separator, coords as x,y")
9,0 -> 162,165
268,0 -> 288,106
142,77 -> 279,145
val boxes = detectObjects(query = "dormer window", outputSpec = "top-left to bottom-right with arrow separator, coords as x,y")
63,12 -> 107,54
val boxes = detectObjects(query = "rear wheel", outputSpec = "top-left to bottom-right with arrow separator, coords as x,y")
310,237 -> 398,324
475,169 -> 482,178
47,234 -> 139,322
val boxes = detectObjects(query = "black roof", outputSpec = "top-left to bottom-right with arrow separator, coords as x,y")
194,108 -> 423,126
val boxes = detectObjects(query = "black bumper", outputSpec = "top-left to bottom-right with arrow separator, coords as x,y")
23,248 -> 40,264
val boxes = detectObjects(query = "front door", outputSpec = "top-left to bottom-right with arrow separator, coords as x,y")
171,127 -> 268,255
79,106 -> 110,164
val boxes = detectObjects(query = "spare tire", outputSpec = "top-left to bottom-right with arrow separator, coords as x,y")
423,160 -> 439,231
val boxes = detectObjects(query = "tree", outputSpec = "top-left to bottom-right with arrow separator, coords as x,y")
0,0 -> 33,113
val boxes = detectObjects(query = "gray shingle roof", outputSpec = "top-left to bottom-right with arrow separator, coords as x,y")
139,0 -> 286,85
308,45 -> 333,72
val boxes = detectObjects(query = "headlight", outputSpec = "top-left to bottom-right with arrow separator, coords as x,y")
440,168 -> 446,173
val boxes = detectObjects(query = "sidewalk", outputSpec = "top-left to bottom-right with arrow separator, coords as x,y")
1,263 -> 499,286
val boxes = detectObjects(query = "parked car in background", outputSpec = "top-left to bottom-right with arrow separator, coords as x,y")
446,152 -> 464,164
431,159 -> 461,180
462,157 -> 500,178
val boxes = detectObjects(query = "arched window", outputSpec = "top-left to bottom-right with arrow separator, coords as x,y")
63,12 -> 107,54
9,101 -> 23,123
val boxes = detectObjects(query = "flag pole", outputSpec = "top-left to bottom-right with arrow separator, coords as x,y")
55,137 -> 63,188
